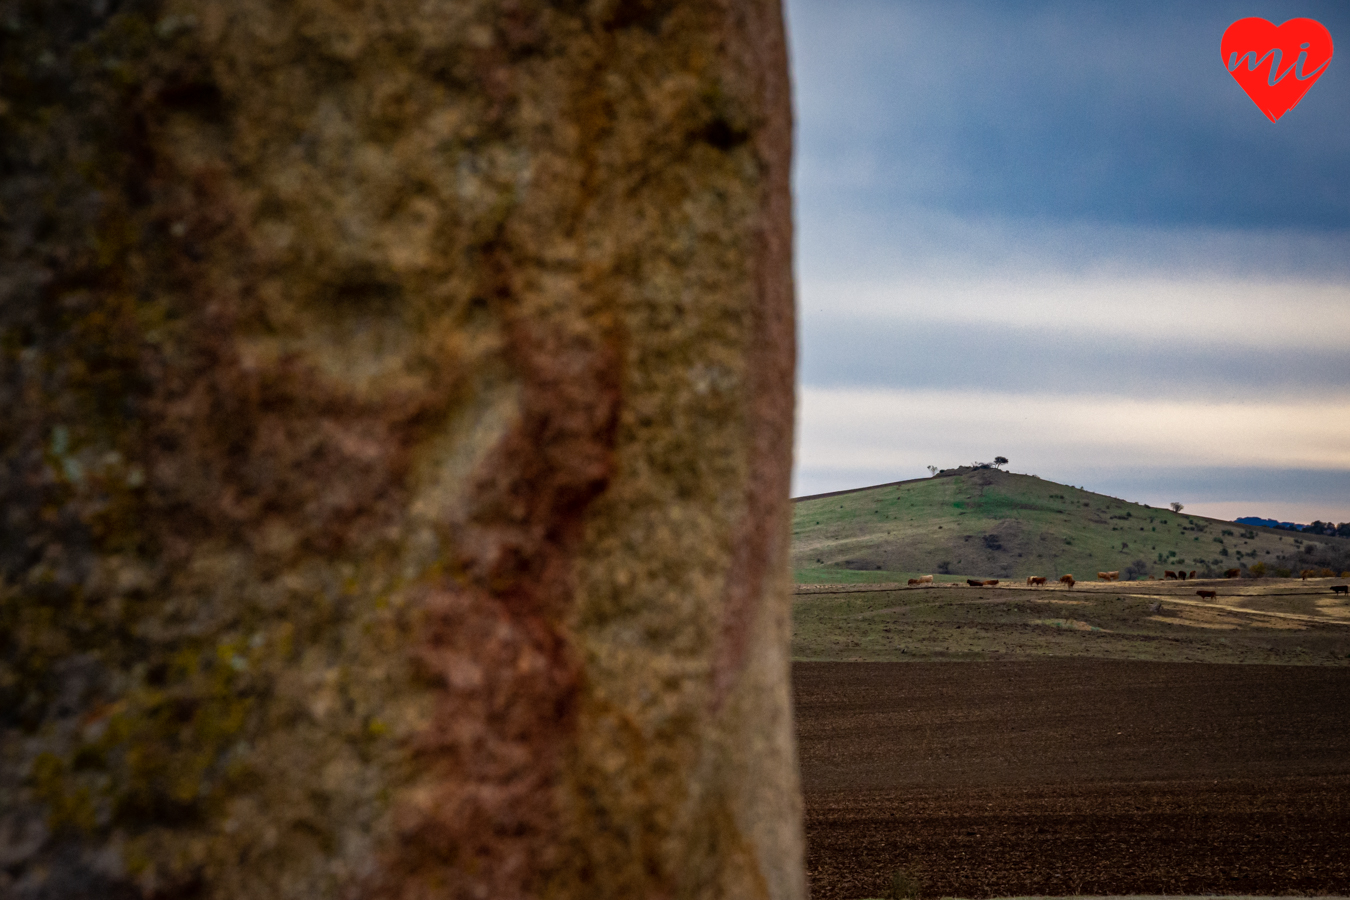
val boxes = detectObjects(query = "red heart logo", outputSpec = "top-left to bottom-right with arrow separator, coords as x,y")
1222,18 -> 1334,121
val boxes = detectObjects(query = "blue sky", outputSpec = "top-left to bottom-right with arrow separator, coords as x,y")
786,0 -> 1350,522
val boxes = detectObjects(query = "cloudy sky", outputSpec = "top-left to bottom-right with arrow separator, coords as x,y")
784,0 -> 1350,523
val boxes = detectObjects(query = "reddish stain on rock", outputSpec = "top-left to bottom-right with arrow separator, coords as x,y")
382,246 -> 622,900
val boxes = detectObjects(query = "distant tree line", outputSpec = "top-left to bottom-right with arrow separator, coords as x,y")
1260,519 -> 1350,537
1236,516 -> 1350,536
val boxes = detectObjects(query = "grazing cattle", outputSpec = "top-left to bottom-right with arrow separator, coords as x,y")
1027,576 -> 1047,586
1176,571 -> 1187,581
1189,571 -> 1196,579
1196,589 -> 1217,600
983,579 -> 1000,586
967,579 -> 984,587
1332,585 -> 1349,596
1059,574 -> 1075,588
1164,571 -> 1177,580
907,578 -> 919,586
1224,568 -> 1241,579
1097,571 -> 1120,581
917,574 -> 934,584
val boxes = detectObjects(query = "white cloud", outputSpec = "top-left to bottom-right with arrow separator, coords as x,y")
799,273 -> 1350,351
796,209 -> 1350,354
796,205 -> 1350,280
796,386 -> 1350,476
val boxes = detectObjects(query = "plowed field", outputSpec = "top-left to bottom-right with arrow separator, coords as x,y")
795,660 -> 1350,899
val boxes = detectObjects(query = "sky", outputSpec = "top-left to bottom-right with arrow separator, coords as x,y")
784,0 -> 1350,524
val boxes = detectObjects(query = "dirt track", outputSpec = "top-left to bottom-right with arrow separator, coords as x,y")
795,660 -> 1350,899
792,579 -> 1350,665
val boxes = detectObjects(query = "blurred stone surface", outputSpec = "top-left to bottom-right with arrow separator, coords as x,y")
0,0 -> 802,897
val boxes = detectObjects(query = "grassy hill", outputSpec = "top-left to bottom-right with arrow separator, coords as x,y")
791,467 -> 1350,583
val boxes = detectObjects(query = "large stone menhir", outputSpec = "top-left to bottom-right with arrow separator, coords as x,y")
0,1 -> 802,897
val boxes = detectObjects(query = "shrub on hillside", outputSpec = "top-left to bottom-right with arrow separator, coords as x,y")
1123,559 -> 1150,581
1267,543 -> 1350,578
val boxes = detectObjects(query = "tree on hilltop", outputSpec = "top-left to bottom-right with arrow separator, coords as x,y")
1170,501 -> 1184,513
993,456 -> 1008,469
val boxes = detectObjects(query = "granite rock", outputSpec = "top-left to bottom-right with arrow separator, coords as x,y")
0,0 -> 802,897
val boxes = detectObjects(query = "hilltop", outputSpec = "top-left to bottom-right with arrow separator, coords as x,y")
791,467 -> 1350,583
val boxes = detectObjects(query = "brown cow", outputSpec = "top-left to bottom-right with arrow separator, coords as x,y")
1027,576 -> 1047,586
1177,571 -> 1188,581
1224,568 -> 1241,578
1164,570 -> 1177,580
1196,589 -> 1217,600
967,579 -> 984,587
917,574 -> 934,584
1189,570 -> 1197,579
1059,574 -> 1075,588
1096,570 -> 1120,581
1332,585 -> 1349,596
907,578 -> 919,586
983,579 -> 1000,586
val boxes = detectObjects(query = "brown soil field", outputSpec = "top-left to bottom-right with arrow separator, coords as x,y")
794,660 -> 1350,899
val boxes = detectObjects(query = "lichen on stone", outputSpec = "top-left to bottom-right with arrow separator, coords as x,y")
1,1 -> 803,897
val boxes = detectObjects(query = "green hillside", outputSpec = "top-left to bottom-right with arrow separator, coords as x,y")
791,467 -> 1350,583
